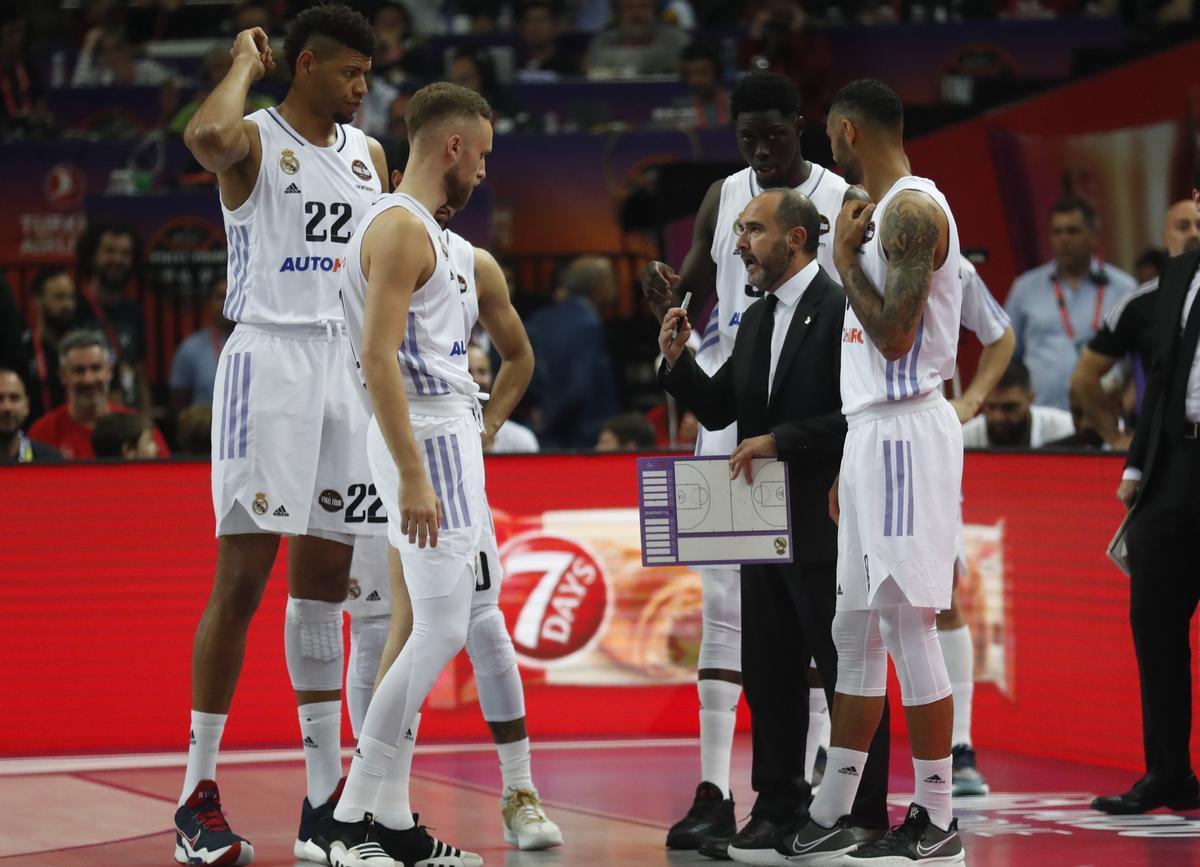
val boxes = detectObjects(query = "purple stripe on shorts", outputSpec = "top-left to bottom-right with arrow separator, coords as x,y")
906,440 -> 915,537
908,317 -> 925,395
423,438 -> 449,530
448,432 -> 471,527
882,439 -> 894,537
226,352 -> 242,461
436,435 -> 462,528
895,435 -> 907,534
219,352 -> 234,460
239,351 -> 251,458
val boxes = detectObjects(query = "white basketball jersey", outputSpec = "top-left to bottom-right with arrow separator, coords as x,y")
840,176 -> 963,417
222,108 -> 381,326
342,194 -> 478,402
446,229 -> 479,340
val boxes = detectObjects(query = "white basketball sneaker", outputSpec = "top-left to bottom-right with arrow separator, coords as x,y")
501,787 -> 563,850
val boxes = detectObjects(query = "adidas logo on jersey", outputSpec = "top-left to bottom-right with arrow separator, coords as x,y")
449,340 -> 467,357
303,736 -> 319,749
273,505 -> 289,517
284,183 -> 301,194
365,590 -> 381,601
838,766 -> 859,776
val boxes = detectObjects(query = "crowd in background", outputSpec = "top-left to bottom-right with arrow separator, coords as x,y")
1,0 -> 1197,463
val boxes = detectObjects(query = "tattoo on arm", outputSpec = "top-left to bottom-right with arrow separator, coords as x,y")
840,193 -> 940,358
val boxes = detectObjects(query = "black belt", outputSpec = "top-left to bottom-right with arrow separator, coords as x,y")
1185,422 -> 1200,440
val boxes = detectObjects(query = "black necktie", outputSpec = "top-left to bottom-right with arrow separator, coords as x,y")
1167,281 -> 1200,421
747,293 -> 778,425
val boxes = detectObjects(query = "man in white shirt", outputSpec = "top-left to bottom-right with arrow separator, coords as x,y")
962,359 -> 1074,448
467,346 -> 539,453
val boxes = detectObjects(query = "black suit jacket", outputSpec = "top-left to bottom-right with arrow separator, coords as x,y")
659,266 -> 847,564
1127,247 -> 1200,501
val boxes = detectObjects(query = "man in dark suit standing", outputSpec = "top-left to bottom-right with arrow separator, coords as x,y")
1093,176 -> 1200,815
659,188 -> 890,861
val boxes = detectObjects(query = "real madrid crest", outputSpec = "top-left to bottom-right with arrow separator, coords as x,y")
351,158 -> 372,181
280,149 -> 299,175
347,578 -> 361,600
252,491 -> 269,515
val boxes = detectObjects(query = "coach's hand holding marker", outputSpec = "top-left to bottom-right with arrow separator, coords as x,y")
658,303 -> 692,365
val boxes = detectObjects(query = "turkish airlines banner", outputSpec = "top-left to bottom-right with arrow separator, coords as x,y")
1,452 -> 1196,773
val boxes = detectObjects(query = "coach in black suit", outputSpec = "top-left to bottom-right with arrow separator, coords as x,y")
1093,194 -> 1200,815
658,188 -> 890,855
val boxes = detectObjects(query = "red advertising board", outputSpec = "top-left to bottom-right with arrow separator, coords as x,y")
1,452 -> 1196,773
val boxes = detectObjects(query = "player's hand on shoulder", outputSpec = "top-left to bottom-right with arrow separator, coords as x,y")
833,199 -> 875,267
642,261 -> 679,306
729,434 -> 778,484
399,475 -> 441,548
231,27 -> 274,80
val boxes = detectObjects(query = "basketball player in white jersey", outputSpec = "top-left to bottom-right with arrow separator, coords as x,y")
175,8 -> 388,866
641,72 -> 882,853
305,82 -> 493,867
781,79 -> 967,864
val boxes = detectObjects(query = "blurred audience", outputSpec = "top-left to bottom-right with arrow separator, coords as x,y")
961,359 -> 1075,448
0,8 -> 51,140
92,410 -> 160,459
468,345 -> 540,453
676,43 -> 729,128
169,277 -> 233,421
0,369 -> 62,464
20,267 -> 79,423
596,411 -> 657,450
448,48 -> 522,130
385,91 -> 413,144
1042,402 -> 1106,450
741,0 -> 830,107
516,0 -> 580,80
72,26 -> 172,87
28,330 -> 169,460
1005,197 -> 1137,411
176,404 -> 213,457
586,0 -> 688,79
75,219 -> 149,412
526,256 -> 619,449
1133,246 -> 1167,285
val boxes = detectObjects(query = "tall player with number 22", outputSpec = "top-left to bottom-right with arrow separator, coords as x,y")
174,7 -> 389,866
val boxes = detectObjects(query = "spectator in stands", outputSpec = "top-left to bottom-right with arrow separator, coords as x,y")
585,0 -> 689,79
386,91 -> 413,143
28,330 -> 169,460
595,412 -> 658,450
961,359 -> 1075,448
468,345 -> 540,453
0,275 -> 23,385
75,219 -> 150,412
741,0 -> 830,108
448,48 -> 522,130
0,8 -> 50,140
168,47 -> 274,135
72,25 -> 171,87
1134,247 -> 1167,285
676,42 -> 729,128
1042,401 -> 1106,450
0,369 -> 62,464
169,277 -> 233,420
526,256 -> 620,449
19,267 -> 79,423
1004,197 -> 1137,411
372,1 -> 434,84
516,0 -> 581,80
92,411 -> 160,460
176,404 -> 213,457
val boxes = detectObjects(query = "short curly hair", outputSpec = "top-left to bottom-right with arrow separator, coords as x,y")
731,72 -> 801,121
283,3 -> 374,73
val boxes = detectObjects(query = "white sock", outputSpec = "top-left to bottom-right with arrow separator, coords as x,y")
376,713 -> 421,830
914,756 -> 954,830
804,688 -> 830,784
334,734 -> 396,824
497,737 -> 534,793
938,625 -> 974,747
180,711 -> 227,806
808,746 -> 868,828
698,679 -> 740,798
299,700 -> 343,806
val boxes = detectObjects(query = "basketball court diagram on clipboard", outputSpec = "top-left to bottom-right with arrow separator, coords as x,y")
636,455 -> 793,567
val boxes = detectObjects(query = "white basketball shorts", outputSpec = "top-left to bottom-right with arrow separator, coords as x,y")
837,392 -> 963,611
210,322 -> 385,543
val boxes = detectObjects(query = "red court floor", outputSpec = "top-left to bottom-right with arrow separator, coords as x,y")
3,736 -> 1199,866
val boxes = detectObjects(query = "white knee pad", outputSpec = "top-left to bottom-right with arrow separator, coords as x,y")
698,567 -> 741,672
349,615 -> 390,692
285,596 -> 344,692
877,604 -> 952,707
832,609 -> 887,697
466,604 -> 525,722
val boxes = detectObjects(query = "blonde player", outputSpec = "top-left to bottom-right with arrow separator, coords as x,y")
781,79 -> 967,864
641,72 -> 873,855
305,82 -> 492,867
174,8 -> 388,866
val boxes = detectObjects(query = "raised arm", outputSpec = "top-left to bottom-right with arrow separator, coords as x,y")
640,178 -> 723,323
183,29 -> 274,195
474,248 -> 534,448
833,190 -> 947,361
360,210 -> 440,547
